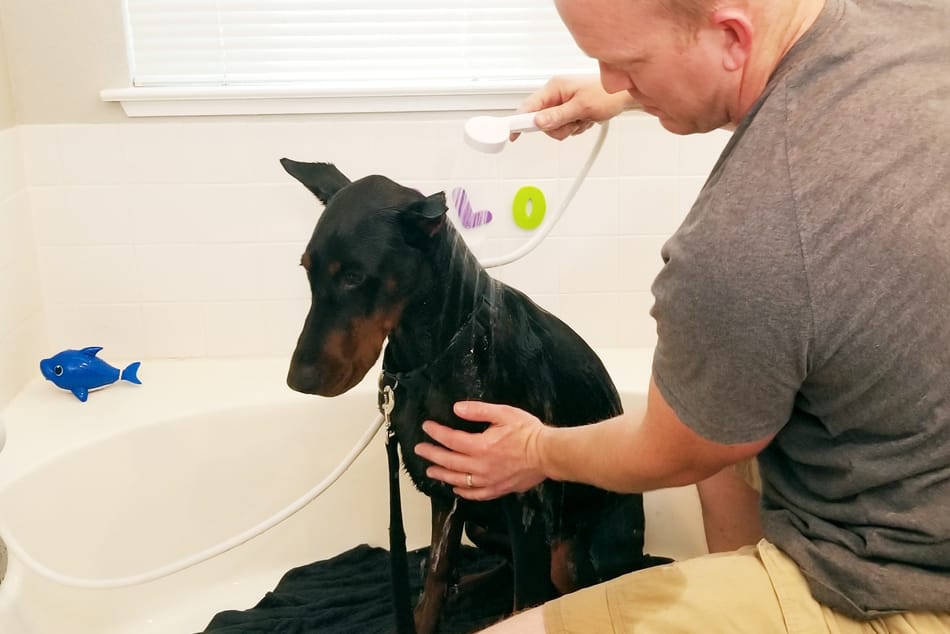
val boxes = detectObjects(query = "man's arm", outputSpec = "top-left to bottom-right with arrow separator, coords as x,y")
535,377 -> 771,492
696,462 -> 765,552
415,377 -> 773,500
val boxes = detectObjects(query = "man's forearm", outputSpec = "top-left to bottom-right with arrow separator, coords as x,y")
536,412 -> 712,493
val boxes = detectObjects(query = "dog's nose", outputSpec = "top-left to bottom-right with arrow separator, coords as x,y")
287,363 -> 320,394
287,362 -> 350,397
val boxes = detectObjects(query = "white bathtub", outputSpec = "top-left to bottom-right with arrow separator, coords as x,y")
0,349 -> 707,634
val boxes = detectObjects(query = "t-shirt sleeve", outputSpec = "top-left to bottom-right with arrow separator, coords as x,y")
649,202 -> 812,445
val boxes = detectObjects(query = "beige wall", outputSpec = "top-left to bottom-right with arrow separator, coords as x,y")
0,0 -> 130,125
0,7 -> 16,128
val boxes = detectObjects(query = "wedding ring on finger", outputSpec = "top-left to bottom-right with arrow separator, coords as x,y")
465,473 -> 474,488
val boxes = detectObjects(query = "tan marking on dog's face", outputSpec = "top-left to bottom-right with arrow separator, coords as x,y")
319,330 -> 360,395
317,302 -> 406,395
300,252 -> 312,270
327,260 -> 341,276
385,277 -> 398,294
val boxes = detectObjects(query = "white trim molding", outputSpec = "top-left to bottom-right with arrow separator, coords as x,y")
100,82 -> 546,117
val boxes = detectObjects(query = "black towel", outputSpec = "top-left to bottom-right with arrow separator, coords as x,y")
201,544 -> 513,634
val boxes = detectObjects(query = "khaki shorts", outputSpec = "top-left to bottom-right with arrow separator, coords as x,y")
543,540 -> 950,633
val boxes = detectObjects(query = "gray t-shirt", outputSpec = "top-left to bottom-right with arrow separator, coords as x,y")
650,0 -> 950,620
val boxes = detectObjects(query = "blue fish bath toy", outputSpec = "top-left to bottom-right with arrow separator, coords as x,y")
40,347 -> 142,402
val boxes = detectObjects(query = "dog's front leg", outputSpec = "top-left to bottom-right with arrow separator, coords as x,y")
414,496 -> 464,634
504,495 -> 554,610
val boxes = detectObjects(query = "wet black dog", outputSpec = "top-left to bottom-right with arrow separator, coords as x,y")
281,159 -> 661,633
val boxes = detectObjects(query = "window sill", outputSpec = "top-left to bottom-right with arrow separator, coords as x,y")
100,82 -> 547,117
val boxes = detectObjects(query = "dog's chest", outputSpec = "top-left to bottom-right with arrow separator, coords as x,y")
380,372 -> 553,535
381,368 -> 490,498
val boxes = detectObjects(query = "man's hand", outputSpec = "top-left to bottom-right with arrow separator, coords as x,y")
512,75 -> 638,141
414,401 -> 547,501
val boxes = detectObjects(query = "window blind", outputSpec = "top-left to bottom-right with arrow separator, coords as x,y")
125,0 -> 597,92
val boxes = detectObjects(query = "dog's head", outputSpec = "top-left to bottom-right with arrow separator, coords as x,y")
281,158 -> 448,396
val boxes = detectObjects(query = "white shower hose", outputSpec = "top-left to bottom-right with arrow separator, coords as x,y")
9,121 -> 610,590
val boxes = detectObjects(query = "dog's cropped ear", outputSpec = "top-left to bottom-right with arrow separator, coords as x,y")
404,191 -> 448,237
280,158 -> 351,205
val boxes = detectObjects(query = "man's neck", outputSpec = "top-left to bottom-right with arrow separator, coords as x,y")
730,0 -> 827,127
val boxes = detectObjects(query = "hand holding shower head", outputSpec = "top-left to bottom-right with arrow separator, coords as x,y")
458,110 -> 612,268
464,112 -> 541,153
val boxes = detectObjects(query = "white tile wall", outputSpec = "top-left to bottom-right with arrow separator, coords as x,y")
0,127 -> 47,406
13,114 -> 730,369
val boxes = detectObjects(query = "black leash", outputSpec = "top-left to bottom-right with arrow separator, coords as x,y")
380,379 -> 416,634
377,295 -> 494,634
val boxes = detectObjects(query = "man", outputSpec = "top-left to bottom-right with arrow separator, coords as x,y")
415,0 -> 950,631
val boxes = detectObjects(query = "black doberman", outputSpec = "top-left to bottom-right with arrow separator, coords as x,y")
281,159 -> 663,633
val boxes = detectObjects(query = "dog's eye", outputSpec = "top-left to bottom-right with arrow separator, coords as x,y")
338,269 -> 366,290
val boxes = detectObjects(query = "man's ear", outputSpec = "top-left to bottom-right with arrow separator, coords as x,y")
403,191 -> 448,238
279,158 -> 352,205
710,8 -> 753,72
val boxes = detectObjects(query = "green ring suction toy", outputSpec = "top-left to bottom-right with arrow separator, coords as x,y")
512,186 -> 547,230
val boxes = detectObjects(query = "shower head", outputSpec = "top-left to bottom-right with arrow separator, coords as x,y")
463,112 -> 540,153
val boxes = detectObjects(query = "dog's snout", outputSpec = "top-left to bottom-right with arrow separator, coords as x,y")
287,360 -> 355,397
287,363 -> 320,394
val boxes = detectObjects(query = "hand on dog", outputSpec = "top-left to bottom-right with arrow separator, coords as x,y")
415,401 -> 547,501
